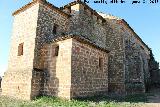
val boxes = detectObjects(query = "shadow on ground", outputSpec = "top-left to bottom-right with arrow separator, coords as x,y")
75,86 -> 160,104
76,93 -> 148,104
146,86 -> 160,103
0,87 -> 160,107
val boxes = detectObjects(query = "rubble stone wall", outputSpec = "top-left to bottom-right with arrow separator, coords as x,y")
69,4 -> 108,49
2,0 -> 154,100
71,39 -> 108,98
122,23 -> 150,93
105,19 -> 126,94
33,2 -> 70,69
30,3 -> 71,99
68,5 -> 126,94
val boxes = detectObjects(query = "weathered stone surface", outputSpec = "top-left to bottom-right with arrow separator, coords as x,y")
40,39 -> 72,99
1,3 -> 39,100
104,19 -> 126,94
2,69 -> 33,100
1,0 -> 155,100
71,39 -> 108,98
149,51 -> 160,86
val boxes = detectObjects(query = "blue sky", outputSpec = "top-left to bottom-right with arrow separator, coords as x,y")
0,0 -> 159,76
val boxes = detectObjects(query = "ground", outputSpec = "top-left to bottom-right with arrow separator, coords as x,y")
145,87 -> 160,107
0,87 -> 160,107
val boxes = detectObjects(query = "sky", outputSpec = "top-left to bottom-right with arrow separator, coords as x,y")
0,0 -> 159,76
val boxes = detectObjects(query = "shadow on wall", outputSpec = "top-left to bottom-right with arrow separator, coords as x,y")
0,76 -> 2,95
36,44 -> 60,97
42,67 -> 59,97
149,50 -> 160,87
0,76 -> 2,88
32,64 -> 59,98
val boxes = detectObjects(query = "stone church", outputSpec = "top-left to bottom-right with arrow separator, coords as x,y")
1,0 -> 158,100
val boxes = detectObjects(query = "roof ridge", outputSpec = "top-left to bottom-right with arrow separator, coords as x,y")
12,0 -> 70,17
50,34 -> 110,53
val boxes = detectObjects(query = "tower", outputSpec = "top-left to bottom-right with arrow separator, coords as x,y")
1,0 -> 41,100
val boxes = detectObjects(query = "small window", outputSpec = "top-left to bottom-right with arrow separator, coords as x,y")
67,6 -> 71,13
53,24 -> 58,34
99,57 -> 103,70
18,43 -> 24,56
53,45 -> 59,57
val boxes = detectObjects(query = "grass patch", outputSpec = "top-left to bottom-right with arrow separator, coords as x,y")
0,94 -> 147,107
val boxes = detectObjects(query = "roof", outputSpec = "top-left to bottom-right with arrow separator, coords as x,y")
62,0 -> 150,51
98,12 -> 121,20
61,0 -> 106,23
12,0 -> 70,17
121,19 -> 151,51
13,0 -> 150,52
50,34 -> 110,53
100,13 -> 150,51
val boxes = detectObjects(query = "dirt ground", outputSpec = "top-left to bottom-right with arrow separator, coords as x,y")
145,87 -> 160,107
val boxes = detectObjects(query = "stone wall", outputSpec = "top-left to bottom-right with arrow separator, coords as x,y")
31,68 -> 44,98
36,38 -> 108,99
104,18 -> 126,94
149,51 -> 160,86
69,4 -> 108,49
125,45 -> 146,93
122,21 -> 150,93
103,16 -> 151,94
2,0 -> 154,100
33,2 -> 70,69
1,3 -> 40,100
40,39 -> 72,99
2,69 -> 32,100
7,3 -> 39,70
30,1 -> 70,98
67,4 -> 126,94
71,39 -> 108,98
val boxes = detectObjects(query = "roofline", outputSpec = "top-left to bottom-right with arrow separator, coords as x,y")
12,0 -> 37,16
49,34 -> 110,53
12,0 -> 70,18
121,19 -> 151,51
12,0 -> 149,52
61,0 -> 106,23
